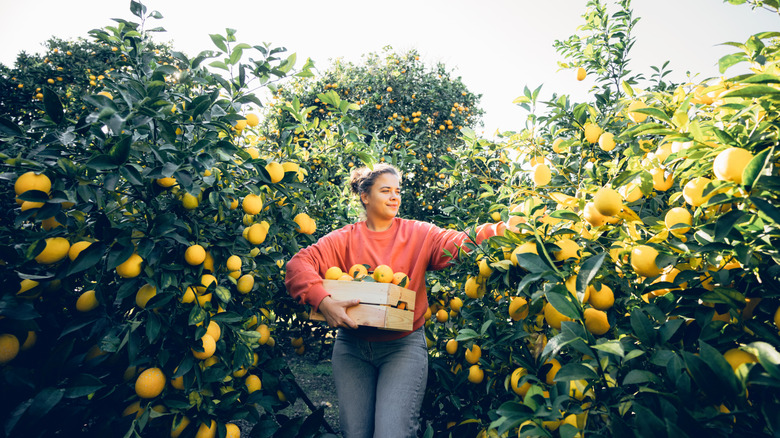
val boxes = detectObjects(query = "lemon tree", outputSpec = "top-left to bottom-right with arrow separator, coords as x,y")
418,1 -> 780,437
0,2 -> 332,436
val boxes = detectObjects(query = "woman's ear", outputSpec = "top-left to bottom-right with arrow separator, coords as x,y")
360,191 -> 368,207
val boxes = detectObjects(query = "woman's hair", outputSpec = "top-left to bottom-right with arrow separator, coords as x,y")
349,163 -> 401,209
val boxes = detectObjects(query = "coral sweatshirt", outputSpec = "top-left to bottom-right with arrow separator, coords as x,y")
285,217 -> 503,342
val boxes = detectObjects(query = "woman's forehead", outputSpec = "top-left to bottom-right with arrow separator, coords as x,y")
374,173 -> 400,187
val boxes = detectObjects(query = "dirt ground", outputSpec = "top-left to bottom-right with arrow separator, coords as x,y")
280,348 -> 341,435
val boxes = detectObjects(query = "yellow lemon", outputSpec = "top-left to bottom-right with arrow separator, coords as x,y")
68,240 -> 92,261
135,367 -> 166,398
445,339 -> 458,355
237,274 -> 254,294
583,123 -> 602,143
576,67 -> 587,81
510,368 -> 531,396
34,237 -> 70,264
135,284 -> 157,308
587,284 -> 614,310
723,348 -> 757,372
181,193 -> 199,210
184,244 -> 206,265
205,320 -> 221,341
682,177 -> 713,207
195,420 -> 217,438
226,255 -> 242,271
631,245 -> 661,277
544,358 -> 561,384
171,416 -> 191,438
242,194 -> 263,215
265,161 -> 285,183
467,364 -> 484,383
553,239 -> 581,261
532,163 -> 552,186
156,177 -> 176,188
544,301 -> 573,329
665,207 -> 692,234
245,113 -> 259,127
583,308 -> 610,335
116,253 -> 143,278
627,100 -> 648,123
650,168 -> 674,191
593,187 -> 622,216
76,290 -> 99,312
0,334 -> 21,365
713,147 -> 753,184
372,264 -> 394,283
509,296 -> 529,321
192,334 -> 216,360
465,344 -> 481,364
598,132 -> 616,151
14,171 -> 51,199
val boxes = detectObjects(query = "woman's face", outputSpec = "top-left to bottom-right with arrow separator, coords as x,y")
361,172 -> 401,221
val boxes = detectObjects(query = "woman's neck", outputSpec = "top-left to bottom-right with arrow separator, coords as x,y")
365,216 -> 394,232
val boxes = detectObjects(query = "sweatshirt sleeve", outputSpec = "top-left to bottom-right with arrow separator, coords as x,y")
427,222 -> 503,271
284,231 -> 346,312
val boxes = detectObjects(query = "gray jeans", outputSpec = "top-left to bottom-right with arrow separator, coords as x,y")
331,327 -> 428,438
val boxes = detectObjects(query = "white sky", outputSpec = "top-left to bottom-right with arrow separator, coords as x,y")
1,1 -> 777,134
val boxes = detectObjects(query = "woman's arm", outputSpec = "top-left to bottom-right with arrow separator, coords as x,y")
427,222 -> 505,271
284,231 -> 359,328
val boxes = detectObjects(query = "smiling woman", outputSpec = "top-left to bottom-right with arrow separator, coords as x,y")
284,163 -> 505,437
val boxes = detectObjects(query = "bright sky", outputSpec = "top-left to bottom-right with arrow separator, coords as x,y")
1,1 -> 777,134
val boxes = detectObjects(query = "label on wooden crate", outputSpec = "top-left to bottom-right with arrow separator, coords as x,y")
309,280 -> 416,331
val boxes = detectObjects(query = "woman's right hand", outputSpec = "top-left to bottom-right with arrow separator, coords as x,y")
317,296 -> 360,329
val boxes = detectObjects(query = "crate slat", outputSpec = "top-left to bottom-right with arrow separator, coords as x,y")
309,280 -> 417,331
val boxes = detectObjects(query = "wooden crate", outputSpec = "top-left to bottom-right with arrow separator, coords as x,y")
309,280 -> 416,331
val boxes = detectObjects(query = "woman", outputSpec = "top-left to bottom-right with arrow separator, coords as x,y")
285,163 -> 504,438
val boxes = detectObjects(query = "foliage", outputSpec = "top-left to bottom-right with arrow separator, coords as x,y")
418,1 -> 780,437
262,47 -> 504,229
2,1 -> 780,437
0,1 -> 331,436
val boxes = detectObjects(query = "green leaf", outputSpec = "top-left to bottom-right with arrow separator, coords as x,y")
682,350 -> 729,400
550,210 -> 581,222
209,61 -> 228,71
106,245 -> 134,271
722,85 -> 780,98
622,369 -> 661,385
714,210 -> 746,241
699,341 -> 739,397
514,253 -> 551,274
555,363 -> 598,381
455,329 -> 480,342
576,252 -> 606,295
43,87 -> 64,125
592,340 -> 624,357
718,53 -> 746,73
64,374 -> 105,398
631,107 -> 672,124
188,306 -> 207,326
630,308 -> 656,345
215,286 -> 231,303
209,34 -> 228,52
742,147 -> 772,189
0,117 -> 24,137
546,291 -> 580,320
750,197 -> 780,224
108,136 -> 132,164
129,0 -> 146,17
86,154 -> 119,171
27,388 -> 65,421
66,242 -> 105,275
744,342 -> 780,381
